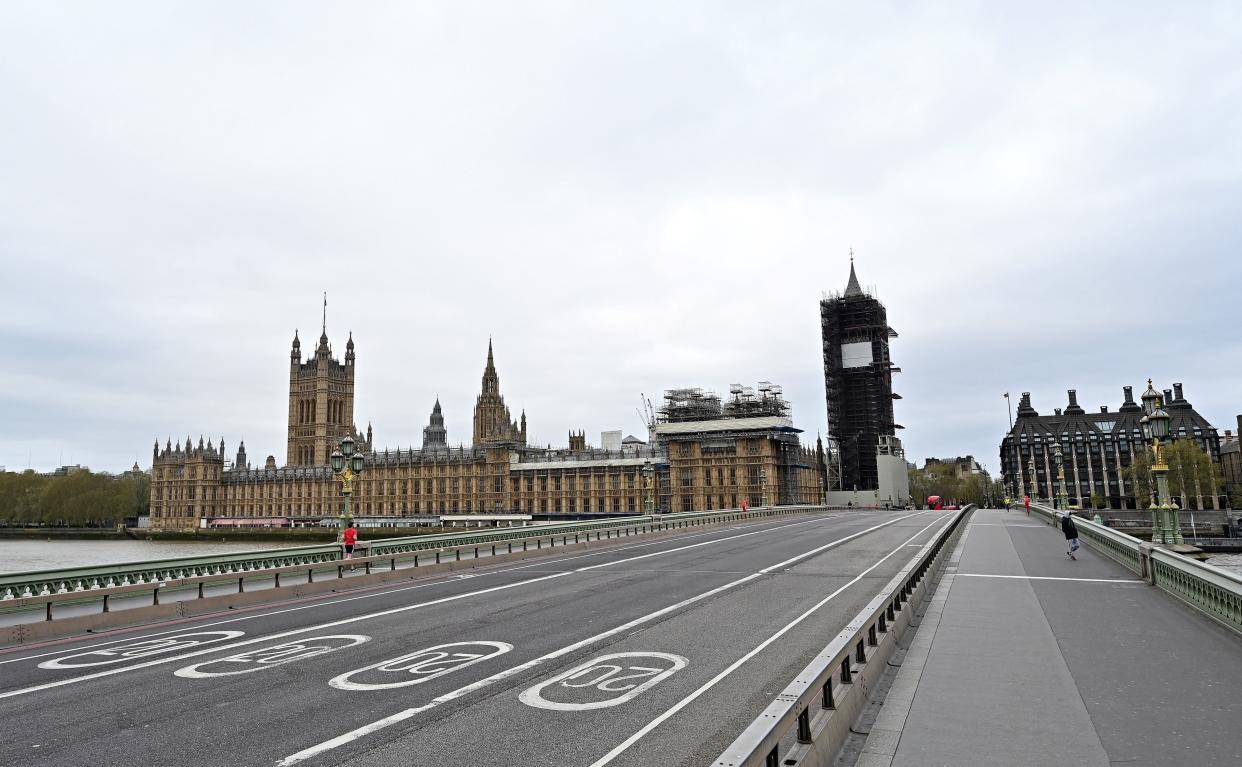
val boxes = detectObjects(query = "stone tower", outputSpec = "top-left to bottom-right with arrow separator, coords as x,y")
287,304 -> 356,466
472,340 -> 527,447
820,255 -> 901,491
423,398 -> 448,449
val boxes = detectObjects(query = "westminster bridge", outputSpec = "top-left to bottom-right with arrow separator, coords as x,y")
0,504 -> 1239,767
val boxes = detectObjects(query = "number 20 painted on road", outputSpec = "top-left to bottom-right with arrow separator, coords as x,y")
329,641 -> 513,691
519,652 -> 688,711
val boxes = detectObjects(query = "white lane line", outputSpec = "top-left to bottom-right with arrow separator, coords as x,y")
0,514 -> 868,700
275,511 -> 932,766
957,574 -> 1144,583
585,514 -> 952,767
0,514 -> 814,666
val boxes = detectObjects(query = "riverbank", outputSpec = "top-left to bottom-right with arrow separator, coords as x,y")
0,526 -> 451,543
0,527 -> 128,540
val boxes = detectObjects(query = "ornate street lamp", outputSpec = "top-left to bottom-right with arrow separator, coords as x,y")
1140,380 -> 1181,545
759,468 -> 768,508
1053,442 -> 1069,511
641,460 -> 656,517
330,434 -> 366,541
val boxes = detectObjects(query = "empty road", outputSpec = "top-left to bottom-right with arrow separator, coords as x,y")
0,509 -> 953,767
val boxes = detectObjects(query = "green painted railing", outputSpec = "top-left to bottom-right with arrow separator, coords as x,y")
0,504 -> 835,603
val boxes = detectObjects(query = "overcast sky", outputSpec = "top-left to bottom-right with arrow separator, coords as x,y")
2,2 -> 1239,476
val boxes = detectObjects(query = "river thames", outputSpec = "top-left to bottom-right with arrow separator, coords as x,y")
0,539 -> 302,574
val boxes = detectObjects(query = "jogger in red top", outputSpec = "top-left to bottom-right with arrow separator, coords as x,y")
1024,495 -> 1030,515
343,524 -> 358,560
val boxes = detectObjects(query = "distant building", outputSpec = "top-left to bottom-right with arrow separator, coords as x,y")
819,255 -> 907,505
651,384 -> 823,512
923,456 -> 986,477
999,385 -> 1224,509
148,327 -> 825,530
1220,416 -> 1242,506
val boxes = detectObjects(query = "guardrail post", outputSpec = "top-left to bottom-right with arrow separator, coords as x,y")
878,613 -> 887,633
391,557 -> 396,571
796,707 -> 812,744
841,656 -> 852,684
868,624 -> 878,646
337,565 -> 344,579
102,593 -> 110,613
239,577 -> 246,593
765,746 -> 780,767
822,678 -> 834,709
275,572 -> 282,588
855,639 -> 866,663
308,567 -> 314,583
198,582 -> 205,599
153,587 -> 160,606
435,551 -> 441,564
46,601 -> 53,621
365,560 -> 372,575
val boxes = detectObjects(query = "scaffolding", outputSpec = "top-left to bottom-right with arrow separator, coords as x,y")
658,388 -> 723,423
821,289 -> 900,492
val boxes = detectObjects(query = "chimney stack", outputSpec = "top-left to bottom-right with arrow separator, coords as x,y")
1163,389 -> 1173,407
1055,408 -> 1063,416
1120,385 -> 1142,413
1101,406 -> 1109,413
1065,389 -> 1085,415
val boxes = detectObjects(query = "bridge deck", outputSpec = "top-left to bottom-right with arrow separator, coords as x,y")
0,509 -> 953,767
863,508 -> 1242,767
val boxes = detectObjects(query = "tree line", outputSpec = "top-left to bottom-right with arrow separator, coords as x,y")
0,469 -> 150,527
908,462 -> 1004,509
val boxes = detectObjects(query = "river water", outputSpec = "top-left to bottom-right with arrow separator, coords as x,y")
0,539 -> 302,574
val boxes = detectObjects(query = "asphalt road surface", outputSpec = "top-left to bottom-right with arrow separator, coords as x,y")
0,509 -> 954,767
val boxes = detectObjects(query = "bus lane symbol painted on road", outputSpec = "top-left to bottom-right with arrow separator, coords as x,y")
173,635 -> 371,679
519,652 -> 688,711
329,641 -> 513,691
38,631 -> 247,670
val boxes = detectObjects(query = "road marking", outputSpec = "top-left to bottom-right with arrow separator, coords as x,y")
276,511 -> 932,766
585,514 -> 952,767
956,574 -> 1144,583
0,514 -> 863,700
519,652 -> 687,711
37,632 -> 246,670
330,642 -> 512,691
174,635 -> 369,678
0,514 -> 813,667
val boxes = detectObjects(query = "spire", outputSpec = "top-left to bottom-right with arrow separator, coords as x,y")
844,249 -> 864,297
318,293 -> 329,348
487,337 -> 495,370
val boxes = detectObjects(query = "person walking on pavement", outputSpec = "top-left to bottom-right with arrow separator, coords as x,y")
1061,511 -> 1081,560
1024,495 -> 1030,515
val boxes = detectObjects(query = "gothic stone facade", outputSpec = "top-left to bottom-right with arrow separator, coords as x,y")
149,334 -> 824,530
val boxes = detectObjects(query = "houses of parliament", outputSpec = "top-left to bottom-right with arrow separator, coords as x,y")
148,320 -> 825,530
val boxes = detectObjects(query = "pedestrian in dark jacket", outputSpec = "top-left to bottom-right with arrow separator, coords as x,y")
1061,512 -> 1080,560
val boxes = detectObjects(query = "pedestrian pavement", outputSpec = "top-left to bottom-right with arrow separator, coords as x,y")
859,508 -> 1242,767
